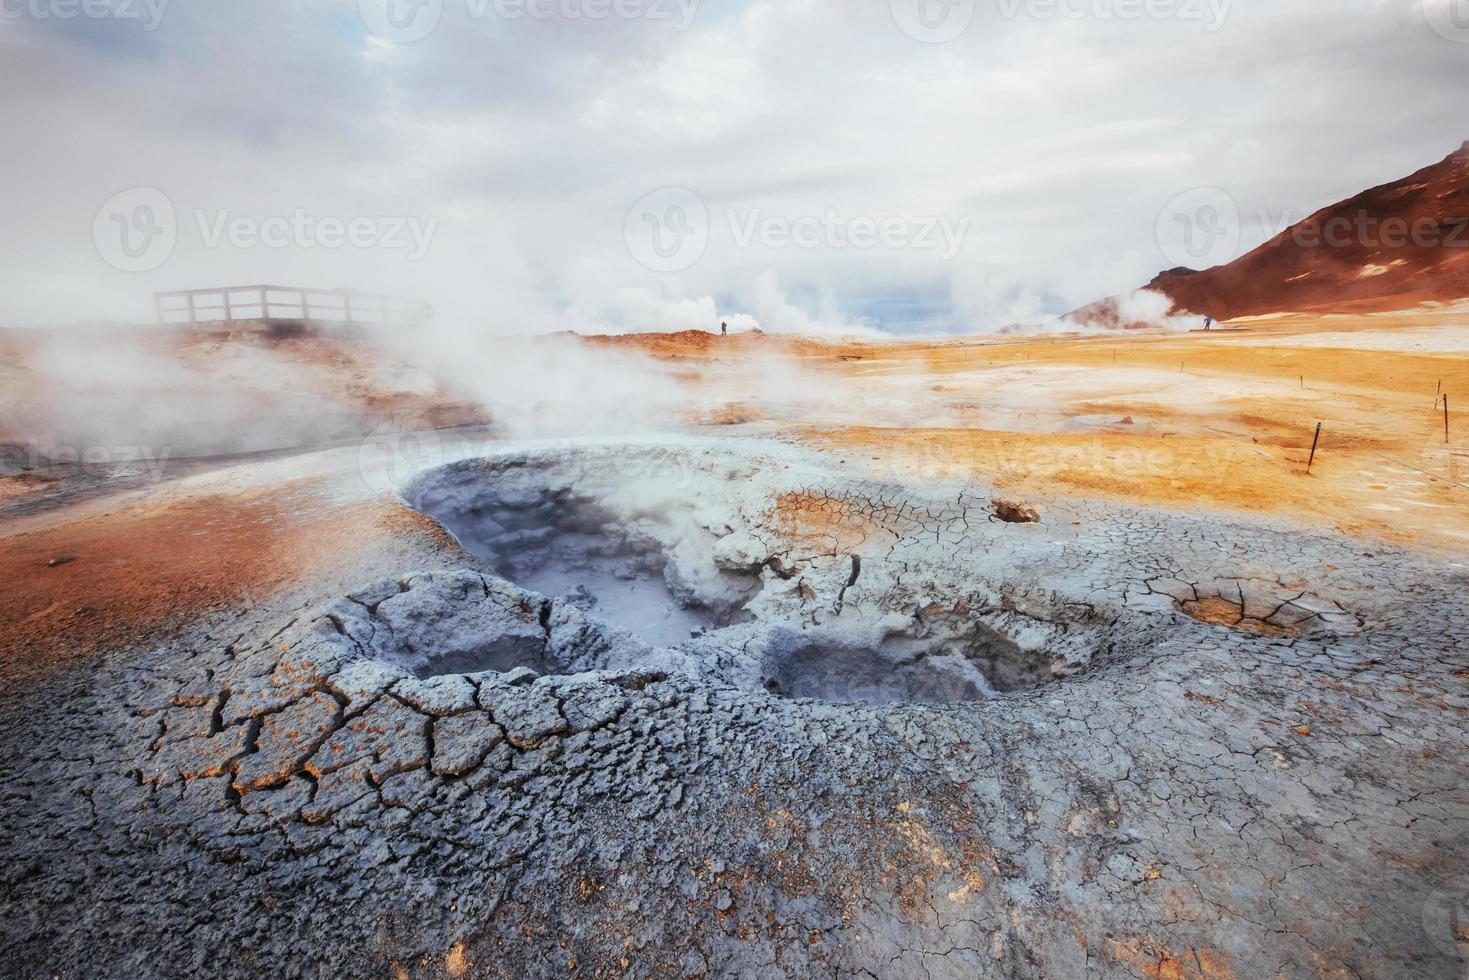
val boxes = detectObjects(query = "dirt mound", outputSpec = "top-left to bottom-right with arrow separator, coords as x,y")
575,328 -> 837,362
585,328 -> 723,354
1074,140 -> 1469,324
992,498 -> 1040,524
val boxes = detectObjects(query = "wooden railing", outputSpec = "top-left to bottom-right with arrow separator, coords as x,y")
154,285 -> 432,330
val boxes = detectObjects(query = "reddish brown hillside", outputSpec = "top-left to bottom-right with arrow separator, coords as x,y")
1074,141 -> 1469,325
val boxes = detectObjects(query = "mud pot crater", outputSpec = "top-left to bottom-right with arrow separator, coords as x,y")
405,453 -> 760,649
391,446 -> 1130,705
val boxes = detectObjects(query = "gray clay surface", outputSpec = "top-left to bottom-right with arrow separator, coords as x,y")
2,442 -> 1466,978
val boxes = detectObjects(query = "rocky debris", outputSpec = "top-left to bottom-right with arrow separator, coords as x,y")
0,443 -> 1465,979
991,498 -> 1041,524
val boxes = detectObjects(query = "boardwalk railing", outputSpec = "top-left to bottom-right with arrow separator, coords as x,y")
154,285 -> 433,330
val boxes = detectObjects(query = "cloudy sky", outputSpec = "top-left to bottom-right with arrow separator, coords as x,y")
1,0 -> 1465,335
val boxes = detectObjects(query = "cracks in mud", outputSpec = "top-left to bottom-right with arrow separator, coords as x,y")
50,444 -> 1457,979
834,554 -> 862,614
1137,574 -> 1361,638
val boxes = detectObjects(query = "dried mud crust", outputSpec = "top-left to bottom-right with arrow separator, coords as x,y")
1,443 -> 1466,979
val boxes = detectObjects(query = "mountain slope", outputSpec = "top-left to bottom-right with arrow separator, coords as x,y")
1074,141 -> 1469,325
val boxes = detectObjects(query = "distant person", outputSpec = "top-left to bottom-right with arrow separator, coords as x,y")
1203,315 -> 1214,331
721,321 -> 728,336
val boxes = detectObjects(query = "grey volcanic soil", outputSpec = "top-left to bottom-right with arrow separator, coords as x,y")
2,442 -> 1467,978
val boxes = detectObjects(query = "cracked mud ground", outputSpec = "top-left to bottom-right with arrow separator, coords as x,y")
2,442 -> 1466,979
